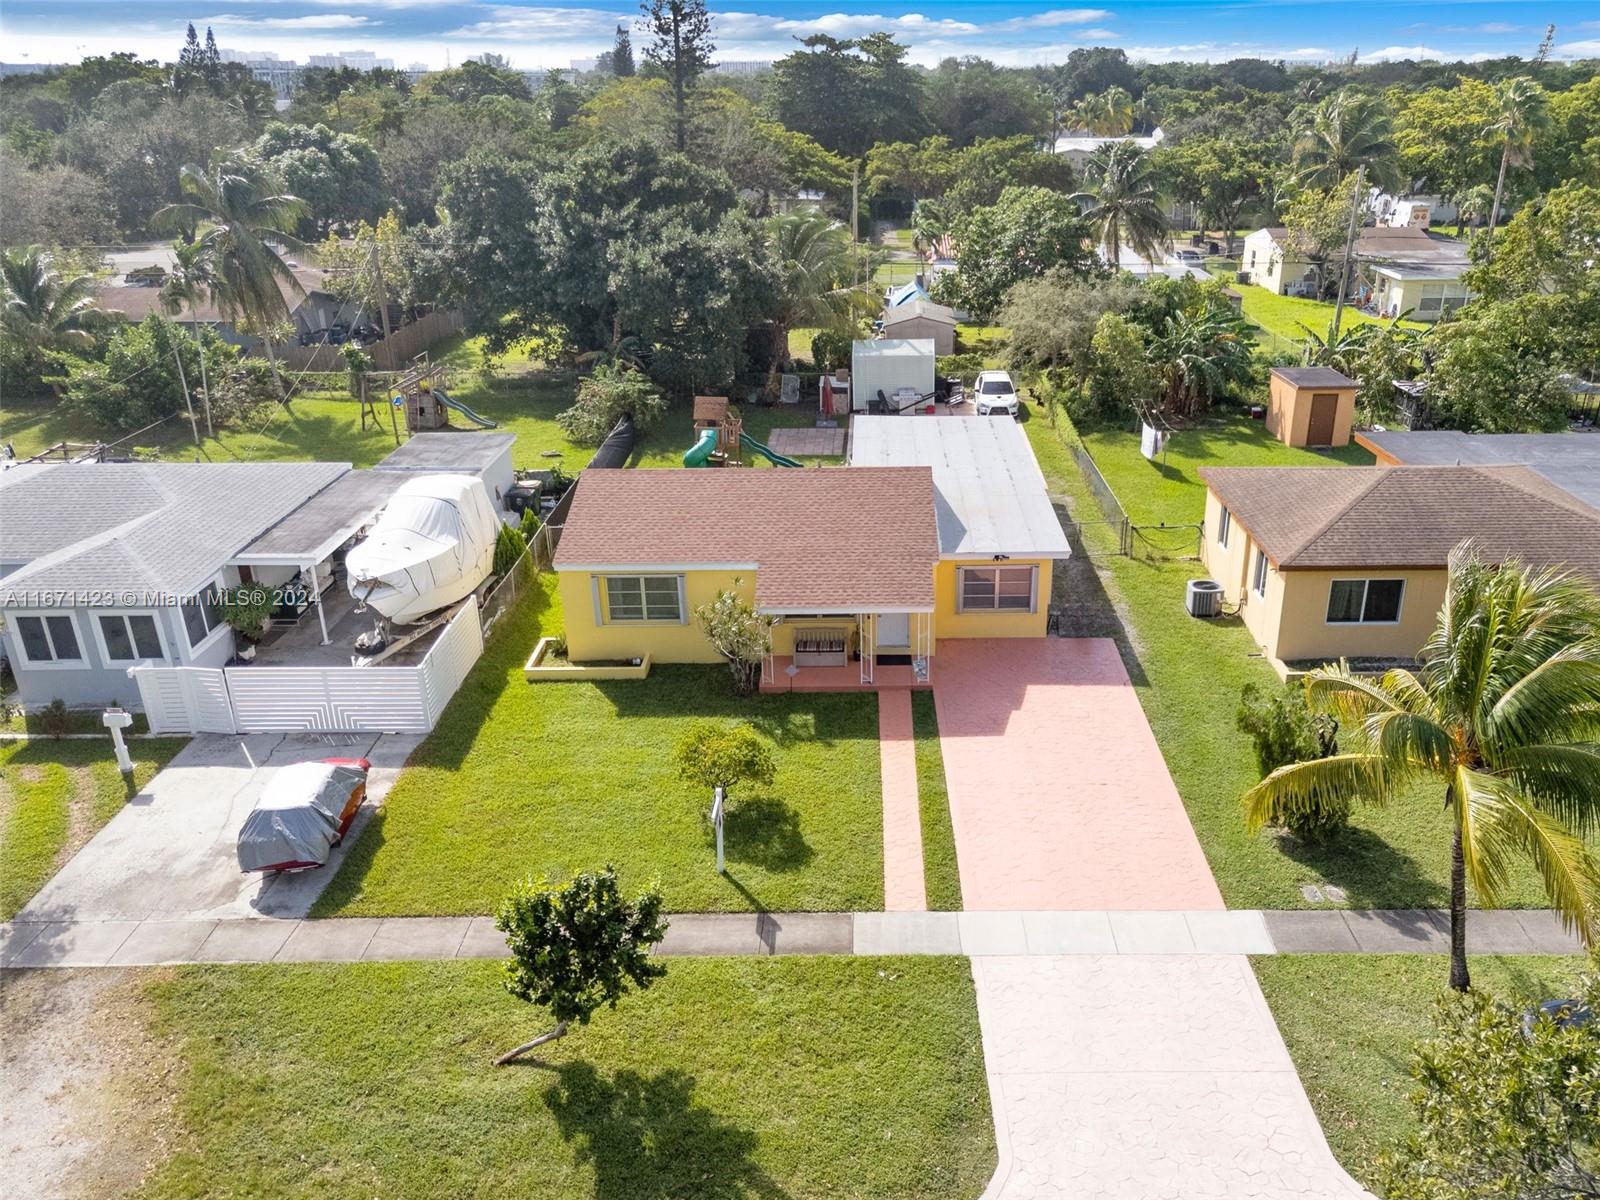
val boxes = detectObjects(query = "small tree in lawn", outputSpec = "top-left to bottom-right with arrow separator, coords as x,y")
492,866 -> 667,1065
694,587 -> 775,697
676,722 -> 776,815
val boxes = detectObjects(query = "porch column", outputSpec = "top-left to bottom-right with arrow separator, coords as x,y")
311,560 -> 330,645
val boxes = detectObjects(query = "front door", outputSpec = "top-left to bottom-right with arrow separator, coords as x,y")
1306,393 -> 1338,446
877,612 -> 911,649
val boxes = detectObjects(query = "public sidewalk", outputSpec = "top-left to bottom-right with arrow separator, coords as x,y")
1,908 -> 1579,968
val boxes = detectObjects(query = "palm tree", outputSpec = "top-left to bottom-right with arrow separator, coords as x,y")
1146,308 -> 1256,416
1,245 -> 107,391
1244,549 -> 1600,993
1074,141 -> 1171,267
1096,86 -> 1135,136
160,238 -> 219,437
1294,89 -> 1403,192
1484,76 -> 1549,240
764,209 -> 867,370
154,154 -> 307,399
910,197 -> 953,266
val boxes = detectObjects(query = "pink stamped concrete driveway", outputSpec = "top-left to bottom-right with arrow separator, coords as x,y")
933,638 -> 1223,911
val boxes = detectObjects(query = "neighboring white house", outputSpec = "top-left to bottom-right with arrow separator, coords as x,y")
1240,225 -> 1471,320
1053,126 -> 1165,168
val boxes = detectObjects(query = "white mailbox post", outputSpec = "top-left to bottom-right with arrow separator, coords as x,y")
103,707 -> 135,774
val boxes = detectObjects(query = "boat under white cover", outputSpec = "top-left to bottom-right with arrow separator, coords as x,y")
345,474 -> 500,624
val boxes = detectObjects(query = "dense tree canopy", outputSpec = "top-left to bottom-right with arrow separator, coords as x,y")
253,123 -> 384,236
936,186 -> 1100,320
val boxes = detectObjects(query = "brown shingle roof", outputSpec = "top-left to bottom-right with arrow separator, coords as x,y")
553,468 -> 940,610
1199,465 -> 1600,581
95,268 -> 331,324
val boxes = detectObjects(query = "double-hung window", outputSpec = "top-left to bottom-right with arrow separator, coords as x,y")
12,613 -> 84,666
602,575 -> 683,623
96,613 -> 166,662
1252,550 -> 1269,597
1217,507 -> 1232,549
1326,579 -> 1405,624
181,588 -> 224,649
958,565 -> 1037,613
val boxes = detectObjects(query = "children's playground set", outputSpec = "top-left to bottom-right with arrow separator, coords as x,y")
682,395 -> 802,468
362,359 -> 500,439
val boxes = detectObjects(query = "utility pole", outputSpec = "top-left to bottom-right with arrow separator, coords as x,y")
1328,164 -> 1365,350
851,161 -> 861,291
368,239 -> 393,372
171,345 -> 200,447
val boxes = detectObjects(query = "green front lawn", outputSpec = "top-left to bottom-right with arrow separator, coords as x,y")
1255,954 -> 1585,1188
0,737 -> 186,918
138,956 -> 996,1199
316,575 -> 886,916
1026,409 -> 1559,910
912,692 -> 962,911
1230,281 -> 1426,347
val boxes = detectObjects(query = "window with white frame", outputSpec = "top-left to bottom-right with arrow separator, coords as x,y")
1252,550 -> 1269,596
1217,506 -> 1232,548
958,565 -> 1036,613
1326,578 -> 1405,624
181,588 -> 224,648
12,613 -> 84,665
96,612 -> 166,662
602,575 -> 683,622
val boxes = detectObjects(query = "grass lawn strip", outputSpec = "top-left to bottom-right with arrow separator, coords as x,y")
911,692 -> 963,911
1024,408 -> 1558,910
137,957 -> 996,1200
1255,953 -> 1585,1188
0,738 -> 185,918
1228,280 -> 1429,348
316,573 -> 885,917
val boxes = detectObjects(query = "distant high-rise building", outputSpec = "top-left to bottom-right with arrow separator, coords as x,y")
711,60 -> 769,77
570,57 -> 599,73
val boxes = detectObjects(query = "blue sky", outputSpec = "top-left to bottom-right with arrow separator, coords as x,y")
2,1 -> 1596,71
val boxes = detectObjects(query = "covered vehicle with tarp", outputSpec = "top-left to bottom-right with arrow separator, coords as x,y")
345,473 -> 500,624
236,759 -> 370,873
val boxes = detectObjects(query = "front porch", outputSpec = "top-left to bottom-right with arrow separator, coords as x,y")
758,656 -> 931,693
759,610 -> 934,693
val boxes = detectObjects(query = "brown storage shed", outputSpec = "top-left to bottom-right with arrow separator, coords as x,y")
1266,367 -> 1358,448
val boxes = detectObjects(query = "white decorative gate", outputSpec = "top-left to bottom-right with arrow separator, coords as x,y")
131,666 -> 237,735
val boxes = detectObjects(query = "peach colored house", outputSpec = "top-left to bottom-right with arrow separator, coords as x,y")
1198,464 -> 1600,673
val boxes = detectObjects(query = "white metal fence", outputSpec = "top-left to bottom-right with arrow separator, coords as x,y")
131,596 -> 484,735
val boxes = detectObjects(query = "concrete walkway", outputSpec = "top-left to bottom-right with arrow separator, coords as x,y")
2,908 -> 1578,968
933,639 -> 1223,910
877,689 -> 927,911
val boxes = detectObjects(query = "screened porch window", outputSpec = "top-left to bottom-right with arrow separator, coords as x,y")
958,566 -> 1036,612
603,575 -> 683,622
1326,579 -> 1405,624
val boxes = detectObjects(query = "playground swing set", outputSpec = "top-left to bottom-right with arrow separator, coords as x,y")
682,395 -> 802,468
370,359 -> 500,436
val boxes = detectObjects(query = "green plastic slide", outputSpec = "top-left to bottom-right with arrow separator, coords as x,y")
432,389 -> 497,428
739,432 -> 802,467
683,427 -> 719,466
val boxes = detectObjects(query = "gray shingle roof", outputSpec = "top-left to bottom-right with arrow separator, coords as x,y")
1199,465 -> 1600,582
0,462 -> 349,605
1356,431 -> 1600,511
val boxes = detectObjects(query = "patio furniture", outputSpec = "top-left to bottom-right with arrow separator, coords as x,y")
794,627 -> 848,668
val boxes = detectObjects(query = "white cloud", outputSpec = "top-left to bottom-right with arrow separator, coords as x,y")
1554,38 -> 1600,58
202,12 -> 377,30
996,9 -> 1112,30
446,5 -> 627,41
1363,44 -> 1453,62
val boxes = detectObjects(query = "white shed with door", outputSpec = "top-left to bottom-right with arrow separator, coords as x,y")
850,339 -> 936,413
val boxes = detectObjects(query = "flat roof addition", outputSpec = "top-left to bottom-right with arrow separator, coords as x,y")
847,415 -> 1072,559
375,432 -> 515,472
235,469 -> 410,563
1355,430 -> 1600,511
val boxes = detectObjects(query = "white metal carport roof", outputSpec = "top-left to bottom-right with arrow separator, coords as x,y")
847,416 -> 1073,560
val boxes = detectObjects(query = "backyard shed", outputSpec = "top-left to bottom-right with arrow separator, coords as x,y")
1267,367 -> 1358,448
881,301 -> 957,355
374,432 -> 516,508
851,339 -> 936,414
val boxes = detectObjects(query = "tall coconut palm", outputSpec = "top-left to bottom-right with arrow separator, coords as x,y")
1074,141 -> 1171,267
160,237 -> 220,437
1484,76 -> 1549,239
910,197 -> 953,266
154,154 -> 307,399
1,245 -> 108,392
1244,549 -> 1600,993
1095,86 -> 1135,136
1294,89 -> 1403,192
764,209 -> 867,368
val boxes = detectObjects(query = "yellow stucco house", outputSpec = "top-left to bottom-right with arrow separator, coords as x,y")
551,416 -> 1071,687
1198,464 -> 1600,674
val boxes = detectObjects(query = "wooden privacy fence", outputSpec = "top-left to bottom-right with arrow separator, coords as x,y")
271,310 -> 465,373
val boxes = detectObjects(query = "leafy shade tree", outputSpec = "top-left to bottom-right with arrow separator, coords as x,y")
1000,271 -> 1147,384
1426,293 -> 1573,433
376,97 -> 546,222
940,186 -> 1100,321
1075,141 -> 1170,266
642,0 -> 714,153
155,154 -> 309,398
1282,174 -> 1367,300
1485,76 -> 1550,239
1293,89 -> 1403,192
492,867 -> 667,1065
675,722 -> 777,811
1394,80 -> 1500,220
693,588 -> 775,697
766,33 -> 927,158
0,245 -> 107,389
611,24 -> 636,77
252,122 -> 384,236
1154,136 -> 1270,254
416,58 -> 532,103
1376,969 -> 1600,1198
0,156 -> 116,252
555,364 -> 667,446
924,57 -> 1046,146
1243,550 -> 1600,993
1084,311 -> 1154,422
